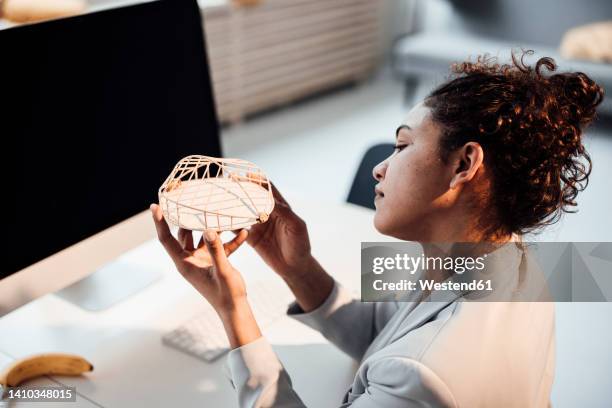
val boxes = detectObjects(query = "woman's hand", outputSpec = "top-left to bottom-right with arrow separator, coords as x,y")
246,183 -> 335,312
150,204 -> 248,313
246,183 -> 316,281
150,204 -> 262,347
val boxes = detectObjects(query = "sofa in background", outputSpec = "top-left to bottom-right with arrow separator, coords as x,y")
392,0 -> 612,116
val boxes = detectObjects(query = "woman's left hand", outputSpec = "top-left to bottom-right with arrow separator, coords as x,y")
149,203 -> 249,315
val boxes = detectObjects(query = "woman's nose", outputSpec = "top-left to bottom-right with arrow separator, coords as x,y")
372,160 -> 387,182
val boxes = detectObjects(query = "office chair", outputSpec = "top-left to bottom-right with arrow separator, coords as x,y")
347,143 -> 394,210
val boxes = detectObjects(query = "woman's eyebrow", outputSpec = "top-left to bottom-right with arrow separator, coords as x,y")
396,124 -> 411,138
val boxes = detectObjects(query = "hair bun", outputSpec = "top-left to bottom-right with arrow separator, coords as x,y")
551,71 -> 605,127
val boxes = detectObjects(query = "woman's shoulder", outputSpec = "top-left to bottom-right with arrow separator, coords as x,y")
361,300 -> 555,406
422,300 -> 555,406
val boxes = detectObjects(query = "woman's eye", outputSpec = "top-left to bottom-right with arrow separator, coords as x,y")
394,144 -> 407,152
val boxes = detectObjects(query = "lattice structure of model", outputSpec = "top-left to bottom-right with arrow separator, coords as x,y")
158,155 -> 274,231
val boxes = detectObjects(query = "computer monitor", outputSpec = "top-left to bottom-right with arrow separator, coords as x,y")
0,0 -> 221,314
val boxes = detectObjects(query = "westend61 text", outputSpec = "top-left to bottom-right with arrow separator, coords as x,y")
372,279 -> 493,292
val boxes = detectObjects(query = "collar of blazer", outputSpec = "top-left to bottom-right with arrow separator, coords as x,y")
386,243 -> 525,344
387,287 -> 464,346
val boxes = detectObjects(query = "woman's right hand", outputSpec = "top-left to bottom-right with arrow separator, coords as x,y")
246,183 -> 316,281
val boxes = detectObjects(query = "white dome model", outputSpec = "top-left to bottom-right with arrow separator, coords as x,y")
158,155 -> 274,231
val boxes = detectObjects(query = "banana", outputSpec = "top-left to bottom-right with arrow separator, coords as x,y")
0,353 -> 93,388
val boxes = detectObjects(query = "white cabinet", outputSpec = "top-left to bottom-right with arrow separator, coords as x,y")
201,0 -> 384,124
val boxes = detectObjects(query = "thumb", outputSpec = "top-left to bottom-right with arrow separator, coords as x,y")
204,230 -> 230,273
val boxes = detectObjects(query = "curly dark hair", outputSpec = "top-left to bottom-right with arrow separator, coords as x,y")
425,50 -> 604,237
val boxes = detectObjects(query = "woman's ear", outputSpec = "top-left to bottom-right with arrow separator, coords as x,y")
449,142 -> 484,189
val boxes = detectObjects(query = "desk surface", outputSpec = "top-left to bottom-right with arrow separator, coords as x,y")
0,195 -> 391,408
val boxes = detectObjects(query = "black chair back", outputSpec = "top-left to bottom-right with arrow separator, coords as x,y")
347,143 -> 394,210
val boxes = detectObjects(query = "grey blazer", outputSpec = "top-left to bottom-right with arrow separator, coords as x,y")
223,243 -> 555,407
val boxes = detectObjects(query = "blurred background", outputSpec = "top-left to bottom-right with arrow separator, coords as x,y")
1,0 -> 611,406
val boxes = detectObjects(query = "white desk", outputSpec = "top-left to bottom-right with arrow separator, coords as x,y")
0,196 -> 392,407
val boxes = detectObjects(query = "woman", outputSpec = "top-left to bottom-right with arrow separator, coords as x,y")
150,51 -> 604,407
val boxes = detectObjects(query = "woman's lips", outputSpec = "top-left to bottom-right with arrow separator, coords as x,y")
374,192 -> 384,203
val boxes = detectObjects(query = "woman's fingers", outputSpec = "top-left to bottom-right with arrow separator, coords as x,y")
150,204 -> 185,266
196,232 -> 206,249
270,182 -> 290,208
224,229 -> 249,256
203,230 -> 231,274
242,173 -> 289,209
178,228 -> 194,251
245,171 -> 266,185
195,229 -> 248,256
178,228 -> 195,251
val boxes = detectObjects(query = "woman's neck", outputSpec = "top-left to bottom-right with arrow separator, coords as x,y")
414,239 -> 516,302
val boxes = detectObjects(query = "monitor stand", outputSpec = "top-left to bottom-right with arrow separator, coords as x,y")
55,258 -> 163,311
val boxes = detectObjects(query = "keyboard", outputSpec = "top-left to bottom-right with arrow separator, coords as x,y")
162,280 -> 294,362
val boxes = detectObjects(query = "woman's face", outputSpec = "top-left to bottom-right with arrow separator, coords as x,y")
372,103 -> 455,241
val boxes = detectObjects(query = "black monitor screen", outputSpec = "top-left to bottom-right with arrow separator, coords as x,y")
0,0 -> 221,278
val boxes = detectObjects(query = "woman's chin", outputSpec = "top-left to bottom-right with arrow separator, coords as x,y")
373,215 -> 422,241
373,213 -> 391,236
